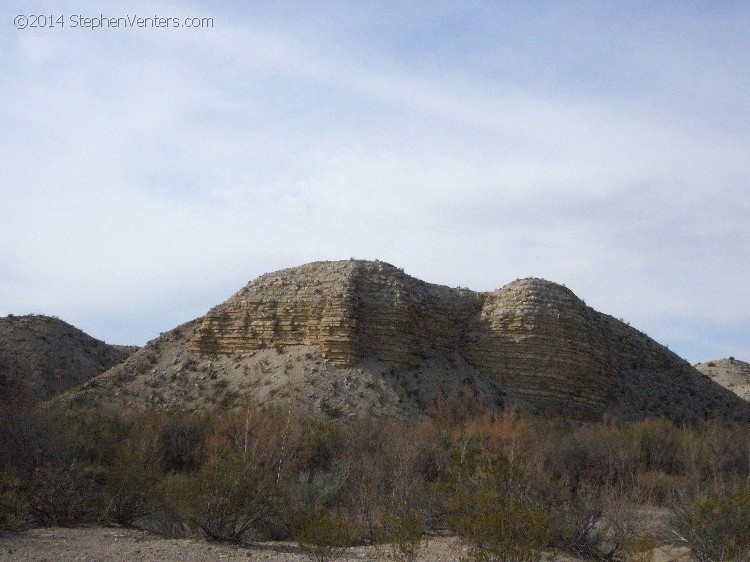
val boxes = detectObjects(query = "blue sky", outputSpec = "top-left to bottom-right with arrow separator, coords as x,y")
1,1 -> 748,363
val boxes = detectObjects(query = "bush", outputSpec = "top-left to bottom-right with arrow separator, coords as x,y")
177,453 -> 283,542
377,505 -> 427,562
0,470 -> 29,531
157,412 -> 207,472
293,508 -> 361,562
633,470 -> 688,505
550,488 -> 609,559
671,482 -> 750,562
628,419 -> 683,475
28,461 -> 106,526
290,469 -> 347,517
146,473 -> 194,538
445,449 -> 551,562
105,431 -> 163,526
454,496 -> 550,562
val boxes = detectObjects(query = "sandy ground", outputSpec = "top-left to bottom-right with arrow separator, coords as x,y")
0,527 -> 692,562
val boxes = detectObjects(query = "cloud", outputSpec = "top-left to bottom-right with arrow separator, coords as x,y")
1,2 -> 748,362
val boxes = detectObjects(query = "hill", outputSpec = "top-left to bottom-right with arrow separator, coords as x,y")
64,260 -> 750,423
0,314 -> 137,402
695,358 -> 750,401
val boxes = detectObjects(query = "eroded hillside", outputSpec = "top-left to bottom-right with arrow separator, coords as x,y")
64,260 -> 750,423
0,314 -> 137,401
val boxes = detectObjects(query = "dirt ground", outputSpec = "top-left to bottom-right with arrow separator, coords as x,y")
0,527 -> 692,562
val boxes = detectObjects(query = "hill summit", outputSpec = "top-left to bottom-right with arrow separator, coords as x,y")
66,260 -> 750,423
0,314 -> 136,401
696,358 -> 750,401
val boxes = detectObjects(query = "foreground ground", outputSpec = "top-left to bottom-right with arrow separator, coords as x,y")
0,527 -> 692,562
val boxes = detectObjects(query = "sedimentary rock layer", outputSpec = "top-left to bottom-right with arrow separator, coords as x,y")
188,260 -> 750,422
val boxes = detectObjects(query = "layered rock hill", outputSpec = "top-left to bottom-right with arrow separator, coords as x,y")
0,314 -> 137,402
65,261 -> 750,423
696,358 -> 750,401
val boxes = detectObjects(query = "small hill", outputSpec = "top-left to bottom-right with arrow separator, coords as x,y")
63,260 -> 750,423
695,358 -> 750,401
0,314 -> 137,402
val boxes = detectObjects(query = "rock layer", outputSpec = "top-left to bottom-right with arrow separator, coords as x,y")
184,260 -> 749,422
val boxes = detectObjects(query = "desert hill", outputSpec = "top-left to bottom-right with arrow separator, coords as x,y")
65,260 -> 750,423
695,358 -> 750,401
0,314 -> 137,402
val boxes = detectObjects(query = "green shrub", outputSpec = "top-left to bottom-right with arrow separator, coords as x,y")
377,505 -> 427,562
671,482 -> 750,562
105,434 -> 163,526
454,495 -> 550,562
444,449 -> 551,562
177,453 -> 283,542
294,508 -> 361,562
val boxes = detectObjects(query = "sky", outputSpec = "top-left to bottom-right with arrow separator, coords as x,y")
1,1 -> 748,363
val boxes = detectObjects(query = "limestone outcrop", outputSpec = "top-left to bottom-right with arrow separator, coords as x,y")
190,261 -> 482,370
180,260 -> 749,422
696,358 -> 750,401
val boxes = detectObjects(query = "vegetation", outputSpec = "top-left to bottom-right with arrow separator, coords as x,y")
672,482 -> 750,561
1,395 -> 749,560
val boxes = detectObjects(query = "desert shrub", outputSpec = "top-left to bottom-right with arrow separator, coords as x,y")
454,495 -> 550,562
305,421 -> 350,473
28,461 -> 106,526
551,490 -> 660,561
290,469 -> 348,515
64,408 -> 128,465
105,427 -> 163,526
444,448 -> 552,562
549,487 -> 610,559
376,505 -> 427,562
543,423 -> 637,495
697,424 -> 750,488
628,418 -> 683,475
0,470 -> 29,531
671,482 -> 750,562
176,452 -> 284,542
157,412 -> 207,472
293,508 -> 361,562
621,535 -> 661,562
146,472 -> 194,538
0,400 -> 40,530
332,415 -> 437,543
633,470 -> 688,505
7,406 -> 113,526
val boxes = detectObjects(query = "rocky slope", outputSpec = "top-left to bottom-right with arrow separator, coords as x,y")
64,260 -> 750,423
0,314 -> 137,402
695,358 -> 750,401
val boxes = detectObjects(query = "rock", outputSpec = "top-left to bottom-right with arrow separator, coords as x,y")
696,358 -> 750,401
181,260 -> 749,422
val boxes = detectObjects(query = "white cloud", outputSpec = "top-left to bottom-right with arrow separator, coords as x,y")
1,1 -> 748,362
